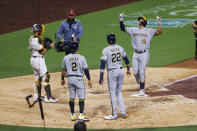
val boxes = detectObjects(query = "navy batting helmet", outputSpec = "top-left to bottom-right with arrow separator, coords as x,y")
70,42 -> 79,53
138,16 -> 147,27
107,33 -> 116,44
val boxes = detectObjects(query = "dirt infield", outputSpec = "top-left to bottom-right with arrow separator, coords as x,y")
0,0 -> 140,34
1,58 -> 197,129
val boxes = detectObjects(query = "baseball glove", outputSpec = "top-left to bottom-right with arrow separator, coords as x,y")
43,37 -> 53,49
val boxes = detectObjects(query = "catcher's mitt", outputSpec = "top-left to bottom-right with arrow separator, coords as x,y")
43,37 -> 53,49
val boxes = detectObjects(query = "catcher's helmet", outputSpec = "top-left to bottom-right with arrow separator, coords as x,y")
67,9 -> 75,15
32,24 -> 46,37
32,24 -> 42,33
138,16 -> 147,27
107,33 -> 116,44
70,42 -> 79,53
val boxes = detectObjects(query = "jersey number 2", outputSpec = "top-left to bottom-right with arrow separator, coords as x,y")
112,53 -> 121,62
72,62 -> 77,71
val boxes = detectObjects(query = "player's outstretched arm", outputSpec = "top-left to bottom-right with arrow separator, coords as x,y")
119,13 -> 126,32
156,16 -> 162,35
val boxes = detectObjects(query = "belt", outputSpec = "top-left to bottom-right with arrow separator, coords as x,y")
32,56 -> 44,58
67,75 -> 82,77
135,50 -> 146,53
108,67 -> 123,71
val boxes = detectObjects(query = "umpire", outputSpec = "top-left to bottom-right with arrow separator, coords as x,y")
56,9 -> 83,55
192,20 -> 197,60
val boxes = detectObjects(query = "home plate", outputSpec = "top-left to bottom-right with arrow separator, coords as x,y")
130,93 -> 149,97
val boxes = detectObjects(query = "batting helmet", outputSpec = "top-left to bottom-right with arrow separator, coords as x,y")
107,33 -> 116,44
70,42 -> 79,53
138,16 -> 147,27
67,9 -> 75,15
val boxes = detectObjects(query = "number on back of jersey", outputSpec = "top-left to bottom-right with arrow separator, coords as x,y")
72,62 -> 77,71
112,52 -> 121,62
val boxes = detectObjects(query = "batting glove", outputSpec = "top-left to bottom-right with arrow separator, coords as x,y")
156,16 -> 161,23
120,13 -> 125,21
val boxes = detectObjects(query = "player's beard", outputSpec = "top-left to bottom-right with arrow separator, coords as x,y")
68,18 -> 75,28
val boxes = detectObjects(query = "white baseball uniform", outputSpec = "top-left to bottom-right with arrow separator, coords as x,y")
126,27 -> 156,84
29,36 -> 47,92
62,53 -> 88,99
101,44 -> 127,117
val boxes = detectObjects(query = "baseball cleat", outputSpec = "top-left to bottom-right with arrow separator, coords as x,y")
78,114 -> 90,122
43,96 -> 58,103
71,113 -> 78,121
33,93 -> 38,101
120,114 -> 128,119
139,89 -> 148,96
104,115 -> 118,120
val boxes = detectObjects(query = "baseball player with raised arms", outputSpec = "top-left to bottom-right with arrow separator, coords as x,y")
99,33 -> 131,120
61,42 -> 92,121
120,15 -> 162,96
29,24 -> 58,102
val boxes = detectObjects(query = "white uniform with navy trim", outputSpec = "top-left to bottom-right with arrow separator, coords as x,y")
101,44 -> 126,117
126,27 -> 156,83
29,36 -> 47,80
62,53 -> 88,99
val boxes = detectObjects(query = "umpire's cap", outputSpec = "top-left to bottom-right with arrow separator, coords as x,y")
107,33 -> 116,44
70,42 -> 79,53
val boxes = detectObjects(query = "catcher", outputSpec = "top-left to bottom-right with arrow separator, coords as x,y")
29,24 -> 58,103
192,20 -> 197,60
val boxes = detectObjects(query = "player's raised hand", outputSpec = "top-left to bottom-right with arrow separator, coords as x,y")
156,16 -> 161,23
119,12 -> 125,21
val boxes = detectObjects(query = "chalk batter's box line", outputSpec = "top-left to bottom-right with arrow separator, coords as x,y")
162,74 -> 197,87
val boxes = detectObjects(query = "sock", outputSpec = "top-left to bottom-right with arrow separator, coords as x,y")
69,101 -> 75,114
140,81 -> 145,90
79,100 -> 84,114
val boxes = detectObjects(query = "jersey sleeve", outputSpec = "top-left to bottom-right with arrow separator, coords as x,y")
61,57 -> 67,69
100,48 -> 107,61
82,56 -> 88,69
121,47 -> 127,58
125,27 -> 133,35
30,38 -> 42,50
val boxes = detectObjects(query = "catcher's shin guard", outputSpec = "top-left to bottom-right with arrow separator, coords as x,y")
45,85 -> 52,99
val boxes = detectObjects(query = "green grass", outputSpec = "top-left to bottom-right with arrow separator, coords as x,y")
0,0 -> 196,78
1,124 -> 197,131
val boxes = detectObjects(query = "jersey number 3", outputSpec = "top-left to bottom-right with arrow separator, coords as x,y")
112,53 -> 121,62
72,62 -> 77,71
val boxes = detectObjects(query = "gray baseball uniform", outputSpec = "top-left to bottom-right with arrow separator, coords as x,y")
126,27 -> 156,85
101,44 -> 126,117
62,54 -> 88,99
